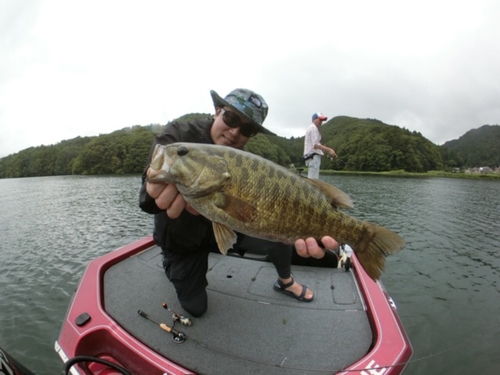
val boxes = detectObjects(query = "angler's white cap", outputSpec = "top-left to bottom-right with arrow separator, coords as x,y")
312,112 -> 328,121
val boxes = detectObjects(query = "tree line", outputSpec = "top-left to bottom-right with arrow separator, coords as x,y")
0,115 -> 497,179
0,126 -> 155,178
442,125 -> 500,168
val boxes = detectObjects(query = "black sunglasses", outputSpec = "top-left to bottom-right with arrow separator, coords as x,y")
221,108 -> 259,138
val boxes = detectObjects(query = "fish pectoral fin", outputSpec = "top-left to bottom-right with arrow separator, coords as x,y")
213,222 -> 238,255
215,193 -> 258,223
303,177 -> 354,209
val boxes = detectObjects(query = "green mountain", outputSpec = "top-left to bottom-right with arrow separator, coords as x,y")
441,125 -> 500,168
307,116 -> 443,172
0,115 -> 497,178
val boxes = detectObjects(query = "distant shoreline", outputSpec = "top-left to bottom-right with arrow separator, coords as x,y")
314,169 -> 500,180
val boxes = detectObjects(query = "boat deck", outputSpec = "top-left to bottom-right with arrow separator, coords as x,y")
103,244 -> 372,374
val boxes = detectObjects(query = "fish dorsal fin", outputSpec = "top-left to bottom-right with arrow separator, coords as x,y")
213,192 -> 258,222
213,222 -> 238,255
302,177 -> 353,209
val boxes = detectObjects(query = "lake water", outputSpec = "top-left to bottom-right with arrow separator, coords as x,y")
0,174 -> 498,375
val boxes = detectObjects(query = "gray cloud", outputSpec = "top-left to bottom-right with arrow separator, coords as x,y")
1,1 -> 499,157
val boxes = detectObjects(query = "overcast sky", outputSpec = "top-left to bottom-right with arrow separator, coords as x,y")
1,0 -> 499,158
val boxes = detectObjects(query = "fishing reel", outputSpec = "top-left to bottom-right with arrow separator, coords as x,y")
162,302 -> 193,326
138,302 -> 193,344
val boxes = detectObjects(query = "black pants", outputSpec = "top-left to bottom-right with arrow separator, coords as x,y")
162,236 -> 293,317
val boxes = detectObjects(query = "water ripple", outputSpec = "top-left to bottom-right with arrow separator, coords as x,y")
0,174 -> 499,375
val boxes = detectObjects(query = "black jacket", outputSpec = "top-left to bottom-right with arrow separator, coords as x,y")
139,118 -> 217,252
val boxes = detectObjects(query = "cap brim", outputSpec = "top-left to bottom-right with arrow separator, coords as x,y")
210,90 -> 276,136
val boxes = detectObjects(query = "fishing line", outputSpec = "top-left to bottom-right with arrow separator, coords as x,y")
59,334 -> 477,375
174,330 -> 482,374
338,332 -> 483,373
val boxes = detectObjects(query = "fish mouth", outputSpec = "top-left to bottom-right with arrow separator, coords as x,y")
147,145 -> 173,183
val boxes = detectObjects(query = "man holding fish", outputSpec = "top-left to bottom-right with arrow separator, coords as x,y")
139,88 -> 339,317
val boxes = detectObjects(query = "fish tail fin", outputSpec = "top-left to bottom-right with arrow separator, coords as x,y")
354,223 -> 405,280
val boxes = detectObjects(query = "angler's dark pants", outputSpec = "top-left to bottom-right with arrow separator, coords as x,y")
162,236 -> 293,317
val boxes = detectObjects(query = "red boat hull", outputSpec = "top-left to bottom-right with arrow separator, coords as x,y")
56,236 -> 412,374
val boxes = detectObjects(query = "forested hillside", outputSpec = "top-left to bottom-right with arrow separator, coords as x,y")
0,115 -> 497,178
441,125 -> 500,167
0,127 -> 155,178
314,116 -> 443,172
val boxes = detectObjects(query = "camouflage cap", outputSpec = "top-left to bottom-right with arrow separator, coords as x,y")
210,88 -> 276,136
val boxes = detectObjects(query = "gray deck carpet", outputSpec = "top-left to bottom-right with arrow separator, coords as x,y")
104,245 -> 372,374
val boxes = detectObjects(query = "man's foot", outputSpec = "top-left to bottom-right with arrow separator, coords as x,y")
273,276 -> 314,302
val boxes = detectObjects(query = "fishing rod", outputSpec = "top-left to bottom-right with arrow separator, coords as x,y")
137,310 -> 187,343
326,154 -> 348,163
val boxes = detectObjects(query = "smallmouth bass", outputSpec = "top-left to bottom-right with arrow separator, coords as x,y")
147,143 -> 404,280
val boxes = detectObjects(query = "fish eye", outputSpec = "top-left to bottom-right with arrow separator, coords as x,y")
177,146 -> 189,156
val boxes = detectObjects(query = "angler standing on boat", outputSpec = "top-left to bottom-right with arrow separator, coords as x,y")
303,112 -> 337,179
139,88 -> 338,317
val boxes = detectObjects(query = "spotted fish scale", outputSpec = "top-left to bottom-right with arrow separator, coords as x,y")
217,146 -> 359,243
